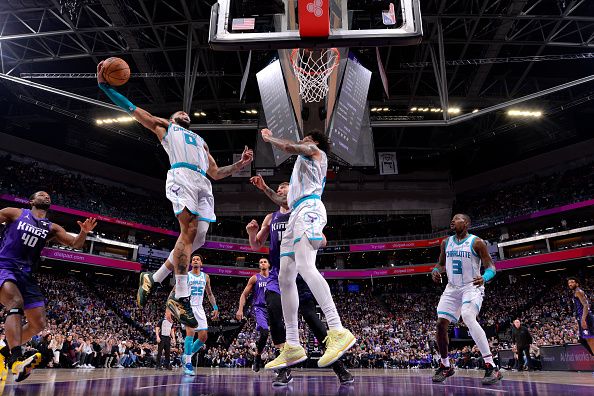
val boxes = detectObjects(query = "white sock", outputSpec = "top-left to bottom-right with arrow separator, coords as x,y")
153,261 -> 172,283
175,275 -> 190,298
279,255 -> 300,345
294,238 -> 343,330
462,308 -> 493,366
186,354 -> 192,364
441,357 -> 450,367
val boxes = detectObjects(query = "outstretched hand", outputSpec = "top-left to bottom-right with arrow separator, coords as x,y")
260,128 -> 272,142
246,219 -> 259,234
97,61 -> 107,84
77,218 -> 97,233
472,276 -> 485,287
250,175 -> 267,191
239,146 -> 254,168
432,270 -> 442,284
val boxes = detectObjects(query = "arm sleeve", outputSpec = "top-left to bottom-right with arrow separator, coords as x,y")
98,83 -> 137,114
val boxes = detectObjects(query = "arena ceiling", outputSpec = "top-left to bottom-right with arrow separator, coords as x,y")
1,0 -> 594,179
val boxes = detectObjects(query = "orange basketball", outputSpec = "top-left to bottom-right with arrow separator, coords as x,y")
102,57 -> 130,86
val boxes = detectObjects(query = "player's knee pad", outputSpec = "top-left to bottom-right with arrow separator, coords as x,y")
6,307 -> 24,317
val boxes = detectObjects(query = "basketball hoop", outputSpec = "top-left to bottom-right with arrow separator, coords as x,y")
290,48 -> 340,103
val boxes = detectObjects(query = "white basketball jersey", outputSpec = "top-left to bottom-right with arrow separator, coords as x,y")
161,123 -> 209,171
445,234 -> 481,287
287,149 -> 328,208
188,271 -> 207,307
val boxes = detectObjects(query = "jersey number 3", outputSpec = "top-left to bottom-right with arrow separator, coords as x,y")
452,259 -> 463,275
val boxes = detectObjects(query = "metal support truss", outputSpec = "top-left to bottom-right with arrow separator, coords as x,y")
400,52 -> 594,68
19,72 -> 226,79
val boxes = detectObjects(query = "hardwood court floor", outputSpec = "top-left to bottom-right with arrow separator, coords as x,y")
1,367 -> 593,395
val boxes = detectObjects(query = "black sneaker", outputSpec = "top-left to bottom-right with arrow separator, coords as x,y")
167,295 -> 198,328
332,361 -> 354,385
253,355 -> 262,372
272,368 -> 293,386
432,363 -> 455,383
482,363 -> 503,385
137,272 -> 156,308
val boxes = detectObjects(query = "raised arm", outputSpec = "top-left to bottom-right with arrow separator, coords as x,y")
246,214 -> 272,250
250,175 -> 288,209
205,274 -> 219,320
236,275 -> 257,320
206,144 -> 253,180
0,207 -> 21,224
97,61 -> 168,140
50,218 -> 97,249
431,239 -> 447,284
472,237 -> 496,286
260,128 -> 320,159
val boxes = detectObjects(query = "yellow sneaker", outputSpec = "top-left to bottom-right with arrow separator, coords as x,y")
264,344 -> 307,370
12,352 -> 42,382
318,328 -> 356,367
0,348 -> 7,383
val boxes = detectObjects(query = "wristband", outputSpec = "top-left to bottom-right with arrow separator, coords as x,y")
482,268 -> 496,282
432,268 -> 440,274
98,83 -> 137,114
213,305 -> 218,311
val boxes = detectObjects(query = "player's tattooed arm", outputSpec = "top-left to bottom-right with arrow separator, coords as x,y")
131,107 -> 169,141
0,207 -> 21,224
250,175 -> 288,209
260,128 -> 319,157
473,238 -> 496,286
236,275 -> 257,320
431,239 -> 447,284
50,218 -> 97,249
206,143 -> 254,180
205,274 -> 219,320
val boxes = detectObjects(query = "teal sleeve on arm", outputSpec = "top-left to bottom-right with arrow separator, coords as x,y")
213,304 -> 218,311
98,83 -> 137,114
432,267 -> 440,273
482,268 -> 496,282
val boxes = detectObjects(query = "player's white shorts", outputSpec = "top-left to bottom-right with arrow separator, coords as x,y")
280,197 -> 327,257
192,305 -> 208,331
437,283 -> 485,323
165,167 -> 216,222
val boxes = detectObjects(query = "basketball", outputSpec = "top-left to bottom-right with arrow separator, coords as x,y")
102,57 -> 130,86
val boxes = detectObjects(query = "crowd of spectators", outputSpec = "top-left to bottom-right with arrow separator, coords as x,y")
457,159 -> 594,226
1,269 -> 585,372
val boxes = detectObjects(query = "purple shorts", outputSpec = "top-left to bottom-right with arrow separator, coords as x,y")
253,306 -> 269,331
0,268 -> 45,310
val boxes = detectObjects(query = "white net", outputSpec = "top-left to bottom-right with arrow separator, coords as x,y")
290,48 -> 340,103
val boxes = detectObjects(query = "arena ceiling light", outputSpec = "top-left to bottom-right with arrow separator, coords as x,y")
507,109 -> 543,118
193,111 -> 207,117
240,109 -> 258,114
95,116 -> 134,125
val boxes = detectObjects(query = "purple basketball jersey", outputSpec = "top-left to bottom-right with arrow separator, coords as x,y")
267,210 -> 289,295
0,209 -> 52,273
253,273 -> 269,307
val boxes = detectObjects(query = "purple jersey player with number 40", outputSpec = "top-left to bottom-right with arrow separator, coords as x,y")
0,191 -> 96,384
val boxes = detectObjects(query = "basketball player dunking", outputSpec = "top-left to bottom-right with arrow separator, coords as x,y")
259,128 -> 355,369
431,214 -> 502,385
567,277 -> 594,354
97,61 -> 252,329
0,191 -> 97,382
242,175 -> 353,385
